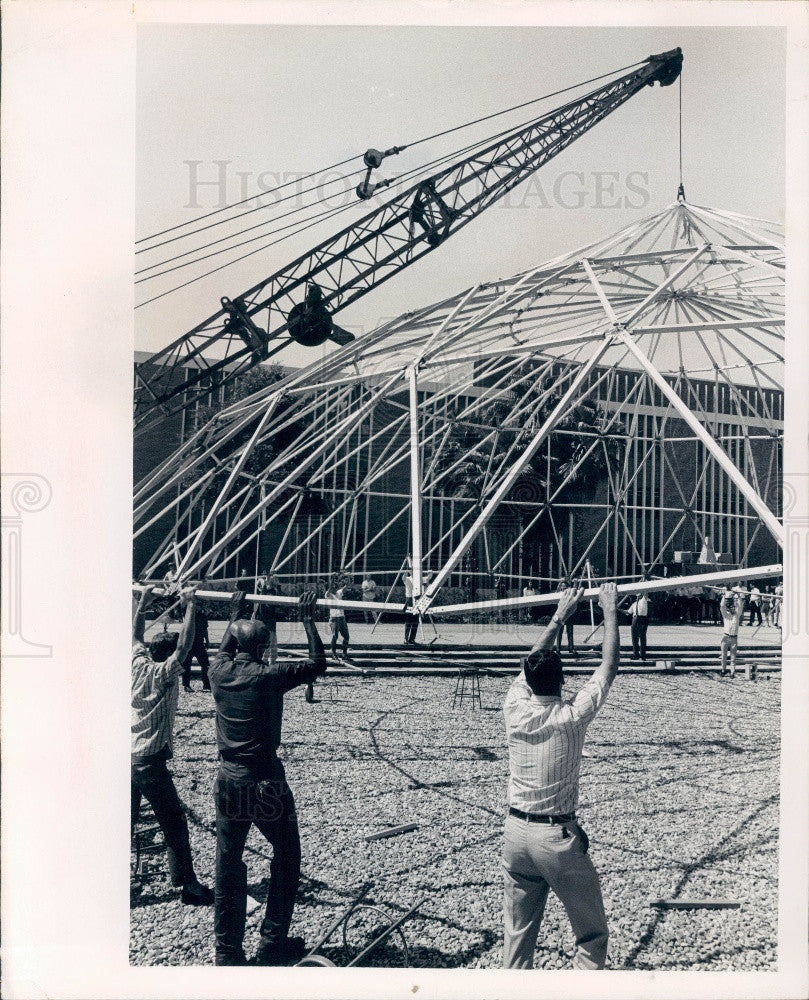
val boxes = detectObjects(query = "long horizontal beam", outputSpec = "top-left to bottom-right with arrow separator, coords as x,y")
136,563 -> 781,617
425,563 -> 783,615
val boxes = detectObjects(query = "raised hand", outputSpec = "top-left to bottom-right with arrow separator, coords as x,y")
137,584 -> 159,611
556,586 -> 584,622
598,582 -> 618,612
298,590 -> 318,620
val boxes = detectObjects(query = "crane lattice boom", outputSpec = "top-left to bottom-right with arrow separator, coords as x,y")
134,48 -> 682,430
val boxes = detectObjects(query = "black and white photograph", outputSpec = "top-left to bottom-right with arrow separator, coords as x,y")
2,2 -> 809,999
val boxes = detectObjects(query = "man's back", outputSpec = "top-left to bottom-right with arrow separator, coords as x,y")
131,642 -> 183,758
209,653 -> 286,779
503,672 -> 612,814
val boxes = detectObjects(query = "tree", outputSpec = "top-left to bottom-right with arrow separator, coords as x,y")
182,364 -> 313,498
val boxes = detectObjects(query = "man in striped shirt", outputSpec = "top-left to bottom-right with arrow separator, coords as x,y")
502,582 -> 619,970
131,584 -> 213,905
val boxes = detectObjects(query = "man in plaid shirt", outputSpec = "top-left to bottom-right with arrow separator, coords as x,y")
131,583 -> 213,905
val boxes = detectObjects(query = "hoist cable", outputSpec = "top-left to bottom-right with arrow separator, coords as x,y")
679,73 -> 683,187
402,58 -> 647,151
136,153 -> 362,245
136,197 -> 360,284
137,166 -> 367,256
136,111 -> 544,294
136,58 -> 647,251
136,168 -> 367,277
135,201 -> 357,309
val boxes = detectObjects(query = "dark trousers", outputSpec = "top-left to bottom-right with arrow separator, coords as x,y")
404,597 -> 419,644
182,636 -> 210,688
748,603 -> 762,626
330,617 -> 349,657
631,616 -> 648,660
214,770 -> 301,965
404,614 -> 419,644
131,756 -> 195,886
555,620 -> 575,653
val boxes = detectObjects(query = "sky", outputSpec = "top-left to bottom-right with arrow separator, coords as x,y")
135,24 -> 785,367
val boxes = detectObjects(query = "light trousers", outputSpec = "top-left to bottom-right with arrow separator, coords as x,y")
502,812 -> 609,969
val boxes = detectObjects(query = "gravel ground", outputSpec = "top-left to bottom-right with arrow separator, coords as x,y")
131,668 -> 780,970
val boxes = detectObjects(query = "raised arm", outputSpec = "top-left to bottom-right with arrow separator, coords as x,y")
301,590 -> 327,667
525,586 -> 584,662
593,582 -> 620,685
277,591 -> 328,692
217,589 -> 246,657
132,585 -> 158,644
174,585 -> 198,663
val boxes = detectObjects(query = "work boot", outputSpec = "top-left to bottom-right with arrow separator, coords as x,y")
181,881 -> 214,905
253,936 -> 307,966
215,950 -> 247,966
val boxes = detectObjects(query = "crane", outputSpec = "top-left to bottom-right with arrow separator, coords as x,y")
134,48 -> 682,431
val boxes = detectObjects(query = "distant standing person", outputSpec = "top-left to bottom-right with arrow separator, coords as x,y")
720,588 -> 745,678
772,581 -> 783,628
253,573 -> 281,665
760,587 -> 773,628
403,569 -> 418,645
181,589 -> 211,692
523,581 -> 539,625
495,574 -> 507,623
554,580 -> 576,655
326,575 -> 349,660
747,584 -> 762,626
361,574 -> 378,624
627,592 -> 649,662
501,583 -> 620,970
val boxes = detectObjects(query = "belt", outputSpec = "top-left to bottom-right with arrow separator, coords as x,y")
508,807 -> 575,825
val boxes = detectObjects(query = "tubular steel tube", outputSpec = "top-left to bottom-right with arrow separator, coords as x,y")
298,882 -> 373,963
346,896 -> 427,968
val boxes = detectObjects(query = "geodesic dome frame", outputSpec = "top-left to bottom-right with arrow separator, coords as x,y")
134,200 -> 784,612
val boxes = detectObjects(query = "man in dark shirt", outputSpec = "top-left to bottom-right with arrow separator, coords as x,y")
209,589 -> 327,967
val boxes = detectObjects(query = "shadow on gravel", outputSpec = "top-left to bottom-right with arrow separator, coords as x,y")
405,929 -> 499,968
130,883 -> 178,908
307,929 -> 499,968
176,709 -> 215,720
620,793 -> 778,968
